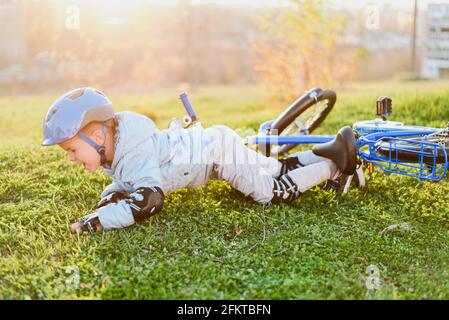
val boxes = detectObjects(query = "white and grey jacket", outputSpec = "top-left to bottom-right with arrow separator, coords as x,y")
97,111 -> 214,230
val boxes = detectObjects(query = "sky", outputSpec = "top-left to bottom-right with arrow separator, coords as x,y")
77,0 -> 449,10
67,0 -> 449,12
146,0 -> 449,9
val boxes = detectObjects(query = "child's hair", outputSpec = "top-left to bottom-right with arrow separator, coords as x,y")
105,116 -> 118,131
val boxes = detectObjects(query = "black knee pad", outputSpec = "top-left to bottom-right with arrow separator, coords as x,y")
126,187 -> 164,223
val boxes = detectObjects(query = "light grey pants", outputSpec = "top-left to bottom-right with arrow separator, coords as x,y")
203,125 -> 339,204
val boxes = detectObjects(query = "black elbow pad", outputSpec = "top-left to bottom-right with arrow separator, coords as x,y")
126,187 -> 164,223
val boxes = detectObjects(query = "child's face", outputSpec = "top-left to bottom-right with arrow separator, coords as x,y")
59,135 -> 101,172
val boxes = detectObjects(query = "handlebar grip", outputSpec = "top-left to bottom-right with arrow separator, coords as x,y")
179,92 -> 198,123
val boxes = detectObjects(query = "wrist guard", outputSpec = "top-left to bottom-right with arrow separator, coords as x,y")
78,211 -> 101,234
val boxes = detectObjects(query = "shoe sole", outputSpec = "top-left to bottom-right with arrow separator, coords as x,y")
339,126 -> 357,175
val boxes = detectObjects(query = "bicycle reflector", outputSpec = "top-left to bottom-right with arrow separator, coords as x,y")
376,97 -> 392,121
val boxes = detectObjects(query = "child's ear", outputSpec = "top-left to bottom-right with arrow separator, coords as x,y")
91,128 -> 106,145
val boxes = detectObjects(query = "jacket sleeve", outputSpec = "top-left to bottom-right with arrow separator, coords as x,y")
97,136 -> 164,230
101,181 -> 124,199
97,201 -> 135,230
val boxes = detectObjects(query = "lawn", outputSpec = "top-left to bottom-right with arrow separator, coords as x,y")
1,80 -> 449,299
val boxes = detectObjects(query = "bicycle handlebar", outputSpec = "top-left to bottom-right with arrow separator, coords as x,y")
179,92 -> 198,123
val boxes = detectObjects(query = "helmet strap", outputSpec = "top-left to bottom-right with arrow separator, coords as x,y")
78,125 -> 110,168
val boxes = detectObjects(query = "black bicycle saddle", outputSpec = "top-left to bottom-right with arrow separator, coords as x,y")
312,126 -> 357,175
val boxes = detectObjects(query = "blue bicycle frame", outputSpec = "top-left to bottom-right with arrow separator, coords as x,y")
247,120 -> 448,182
178,91 -> 448,182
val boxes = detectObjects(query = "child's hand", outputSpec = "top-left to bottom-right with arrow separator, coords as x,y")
70,221 -> 82,234
70,221 -> 103,234
71,211 -> 103,234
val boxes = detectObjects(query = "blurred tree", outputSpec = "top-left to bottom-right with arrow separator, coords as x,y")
253,0 -> 357,101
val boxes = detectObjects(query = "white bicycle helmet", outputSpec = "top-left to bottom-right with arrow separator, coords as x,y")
42,87 -> 115,166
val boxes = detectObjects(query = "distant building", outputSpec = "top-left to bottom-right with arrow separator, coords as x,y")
0,2 -> 27,67
422,3 -> 449,79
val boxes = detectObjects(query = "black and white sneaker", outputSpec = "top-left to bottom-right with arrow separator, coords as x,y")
323,174 -> 350,193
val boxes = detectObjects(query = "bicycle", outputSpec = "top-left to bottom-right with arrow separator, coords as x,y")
245,89 -> 449,188
177,89 -> 449,193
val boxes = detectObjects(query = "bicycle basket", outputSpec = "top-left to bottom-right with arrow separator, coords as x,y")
357,135 -> 448,181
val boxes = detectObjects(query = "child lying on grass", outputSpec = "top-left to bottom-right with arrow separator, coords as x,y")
42,87 -> 357,234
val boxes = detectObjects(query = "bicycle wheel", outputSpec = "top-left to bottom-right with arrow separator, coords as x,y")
262,88 -> 336,157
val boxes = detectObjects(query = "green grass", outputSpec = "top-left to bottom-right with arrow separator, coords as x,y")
1,80 -> 449,299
